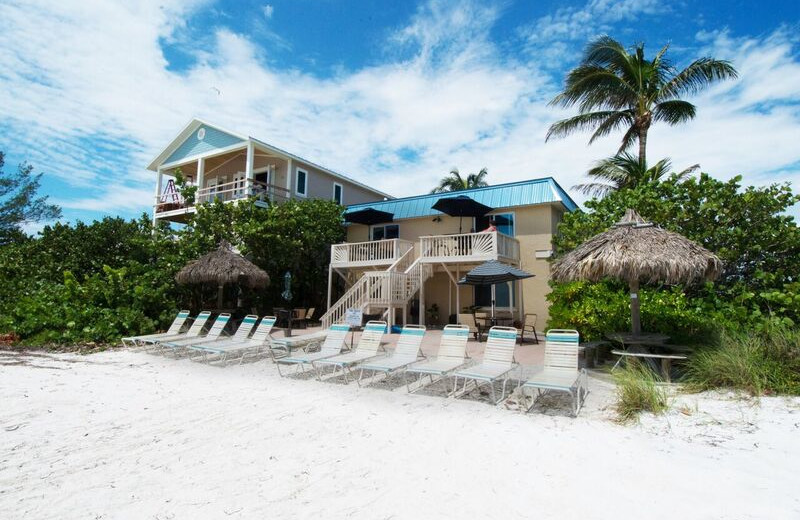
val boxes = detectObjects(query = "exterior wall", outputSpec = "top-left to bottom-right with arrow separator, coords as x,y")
165,125 -> 244,164
296,160 -> 381,206
343,202 -> 564,328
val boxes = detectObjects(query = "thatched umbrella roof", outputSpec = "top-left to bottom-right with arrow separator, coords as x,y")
176,241 -> 270,289
551,209 -> 721,334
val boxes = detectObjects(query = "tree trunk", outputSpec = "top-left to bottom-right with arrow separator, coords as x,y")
638,127 -> 648,168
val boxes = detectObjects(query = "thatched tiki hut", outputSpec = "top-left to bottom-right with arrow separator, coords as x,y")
551,209 -> 722,335
176,242 -> 270,309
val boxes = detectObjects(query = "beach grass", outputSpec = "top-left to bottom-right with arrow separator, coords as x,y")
614,359 -> 670,422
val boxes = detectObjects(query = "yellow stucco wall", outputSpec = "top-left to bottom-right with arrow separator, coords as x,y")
342,203 -> 566,327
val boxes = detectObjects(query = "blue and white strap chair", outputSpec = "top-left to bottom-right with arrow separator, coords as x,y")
521,329 -> 587,416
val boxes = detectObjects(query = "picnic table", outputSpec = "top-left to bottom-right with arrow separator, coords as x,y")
606,331 -> 687,382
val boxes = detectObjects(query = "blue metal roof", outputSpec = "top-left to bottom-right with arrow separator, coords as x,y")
345,177 -> 578,220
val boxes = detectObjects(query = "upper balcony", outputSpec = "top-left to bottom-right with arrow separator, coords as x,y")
154,178 -> 290,221
419,231 -> 520,264
330,239 -> 414,268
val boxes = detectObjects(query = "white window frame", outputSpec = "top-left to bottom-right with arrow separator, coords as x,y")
295,168 -> 308,197
370,224 -> 399,241
332,182 -> 343,205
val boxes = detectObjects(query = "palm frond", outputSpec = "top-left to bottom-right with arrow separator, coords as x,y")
571,182 -> 618,198
653,99 -> 696,124
546,111 -> 626,141
659,58 -> 738,99
589,110 -> 635,144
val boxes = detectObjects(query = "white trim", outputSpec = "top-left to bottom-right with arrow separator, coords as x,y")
332,182 -> 343,205
369,223 -> 399,241
295,167 -> 308,197
159,142 -> 248,170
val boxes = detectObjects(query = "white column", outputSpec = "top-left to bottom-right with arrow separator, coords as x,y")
455,266 -> 460,325
286,158 -> 293,196
153,168 -> 164,226
327,265 -> 333,310
419,279 -> 425,326
197,157 -> 205,189
245,142 -> 254,181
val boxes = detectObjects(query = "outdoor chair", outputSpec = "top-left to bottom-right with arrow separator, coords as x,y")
518,313 -> 539,344
521,329 -> 587,416
160,313 -> 231,356
275,323 -> 351,376
452,326 -> 519,404
122,310 -> 190,347
457,313 -> 483,342
190,316 -> 277,364
141,311 -> 211,350
291,308 -> 307,329
405,324 -> 470,393
304,307 -> 316,326
355,325 -> 426,386
312,321 -> 387,383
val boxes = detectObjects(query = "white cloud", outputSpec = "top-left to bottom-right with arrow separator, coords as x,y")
0,0 -> 798,222
262,4 -> 273,19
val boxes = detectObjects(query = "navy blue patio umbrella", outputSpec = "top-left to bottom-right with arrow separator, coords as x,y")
432,195 -> 493,233
458,260 -> 534,319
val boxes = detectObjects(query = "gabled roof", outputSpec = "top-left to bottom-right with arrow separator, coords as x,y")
147,118 -> 393,200
344,177 -> 578,220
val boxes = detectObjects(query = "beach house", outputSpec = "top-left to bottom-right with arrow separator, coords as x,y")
322,179 -> 577,329
148,119 -> 391,223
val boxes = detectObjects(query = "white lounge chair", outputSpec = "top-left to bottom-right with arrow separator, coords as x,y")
160,313 -> 230,355
355,325 -> 426,386
141,311 -> 212,350
452,326 -> 518,404
275,323 -> 351,376
189,316 -> 277,363
521,329 -> 587,416
405,324 -> 470,392
121,310 -> 190,347
312,321 -> 386,383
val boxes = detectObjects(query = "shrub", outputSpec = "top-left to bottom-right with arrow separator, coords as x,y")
614,360 -> 670,422
685,327 -> 800,395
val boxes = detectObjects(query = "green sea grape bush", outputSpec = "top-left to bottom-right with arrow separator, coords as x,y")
0,198 -> 345,347
548,174 -> 800,336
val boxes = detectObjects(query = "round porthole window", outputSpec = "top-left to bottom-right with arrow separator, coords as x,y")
197,128 -> 206,140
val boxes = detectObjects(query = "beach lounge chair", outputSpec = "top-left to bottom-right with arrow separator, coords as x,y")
405,324 -> 470,392
452,326 -> 518,404
355,325 -> 426,386
312,321 -> 387,383
522,329 -> 587,416
189,316 -> 277,364
160,313 -> 230,355
182,314 -> 257,353
140,311 -> 212,350
275,323 -> 350,376
121,310 -> 190,347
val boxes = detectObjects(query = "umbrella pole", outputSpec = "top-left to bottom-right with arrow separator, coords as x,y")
491,284 -> 496,322
217,284 -> 224,309
629,279 -> 642,335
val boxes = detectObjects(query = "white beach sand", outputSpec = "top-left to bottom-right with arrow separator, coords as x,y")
1,343 -> 798,520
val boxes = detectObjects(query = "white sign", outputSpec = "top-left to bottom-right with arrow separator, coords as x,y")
345,308 -> 363,328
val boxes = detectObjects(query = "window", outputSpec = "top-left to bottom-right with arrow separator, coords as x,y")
295,168 -> 308,197
333,183 -> 343,205
371,224 -> 399,241
475,212 -> 515,236
475,283 -> 516,308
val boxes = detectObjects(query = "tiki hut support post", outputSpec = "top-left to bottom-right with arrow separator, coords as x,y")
630,279 -> 641,335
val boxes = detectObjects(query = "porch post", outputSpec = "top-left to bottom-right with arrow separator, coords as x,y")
245,141 -> 254,181
286,158 -> 293,196
419,278 -> 425,326
327,264 -> 333,310
455,266 -> 460,325
196,157 -> 205,195
152,168 -> 164,227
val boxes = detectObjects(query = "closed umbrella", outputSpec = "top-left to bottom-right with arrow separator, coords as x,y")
432,195 -> 493,233
458,260 -> 534,321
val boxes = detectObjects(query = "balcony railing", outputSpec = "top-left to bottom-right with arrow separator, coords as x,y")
330,239 -> 414,268
155,179 -> 291,213
419,231 -> 519,263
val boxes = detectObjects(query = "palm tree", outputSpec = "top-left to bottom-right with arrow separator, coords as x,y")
431,168 -> 489,193
546,36 -> 737,167
573,152 -> 699,198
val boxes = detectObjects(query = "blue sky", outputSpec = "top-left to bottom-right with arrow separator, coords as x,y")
1,0 -> 799,231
